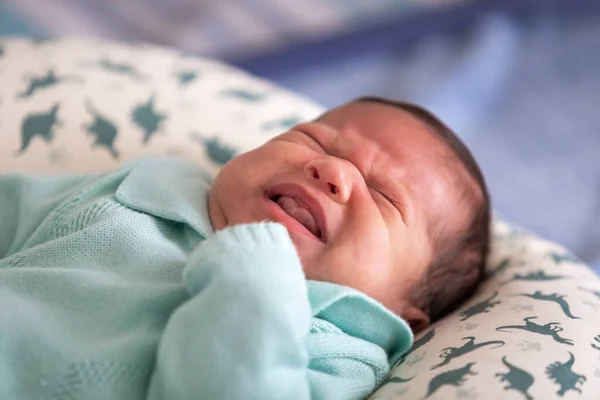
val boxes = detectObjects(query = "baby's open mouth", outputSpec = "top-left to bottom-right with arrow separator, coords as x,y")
269,194 -> 324,241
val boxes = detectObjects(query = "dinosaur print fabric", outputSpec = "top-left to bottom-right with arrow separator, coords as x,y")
0,38 -> 322,174
370,221 -> 600,400
1,37 -> 599,400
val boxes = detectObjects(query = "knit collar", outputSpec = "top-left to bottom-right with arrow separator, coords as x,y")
307,281 -> 414,364
115,157 -> 215,238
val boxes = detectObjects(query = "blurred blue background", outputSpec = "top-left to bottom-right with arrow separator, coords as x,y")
1,0 -> 600,270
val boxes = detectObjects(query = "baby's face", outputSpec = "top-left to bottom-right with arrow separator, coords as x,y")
209,101 -> 464,327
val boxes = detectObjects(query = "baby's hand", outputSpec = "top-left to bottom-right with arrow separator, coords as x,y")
204,222 -> 296,254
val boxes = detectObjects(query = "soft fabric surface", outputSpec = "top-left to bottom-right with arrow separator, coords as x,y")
1,37 -> 599,399
0,38 -> 321,174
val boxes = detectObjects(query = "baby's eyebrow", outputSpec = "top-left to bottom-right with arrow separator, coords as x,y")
308,122 -> 336,139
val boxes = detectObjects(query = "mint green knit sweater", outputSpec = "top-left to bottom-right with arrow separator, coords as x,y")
0,157 -> 412,400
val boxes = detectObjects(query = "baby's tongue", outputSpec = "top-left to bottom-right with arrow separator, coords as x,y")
276,196 -> 320,237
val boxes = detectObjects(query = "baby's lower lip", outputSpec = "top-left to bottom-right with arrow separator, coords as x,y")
262,194 -> 325,243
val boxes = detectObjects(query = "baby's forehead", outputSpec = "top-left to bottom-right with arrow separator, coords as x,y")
318,100 -> 443,143
319,101 -> 469,212
318,101 -> 455,163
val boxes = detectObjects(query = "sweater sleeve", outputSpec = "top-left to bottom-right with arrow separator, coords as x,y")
145,222 -> 382,400
0,174 -> 92,258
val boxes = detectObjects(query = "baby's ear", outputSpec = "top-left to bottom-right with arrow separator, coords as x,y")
399,302 -> 429,334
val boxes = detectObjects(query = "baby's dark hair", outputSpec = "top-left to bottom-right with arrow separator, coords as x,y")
358,96 -> 491,323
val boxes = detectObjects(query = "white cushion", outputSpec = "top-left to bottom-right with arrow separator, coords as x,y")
0,37 -> 321,174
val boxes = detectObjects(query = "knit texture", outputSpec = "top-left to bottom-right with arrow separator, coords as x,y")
0,157 -> 413,400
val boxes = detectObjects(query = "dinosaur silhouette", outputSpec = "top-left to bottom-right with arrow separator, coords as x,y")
486,258 -> 510,277
500,270 -> 569,286
188,132 -> 238,165
219,88 -> 266,102
459,291 -> 501,321
546,352 -> 586,397
495,356 -> 534,400
175,70 -> 199,86
423,362 -> 477,399
132,96 -> 166,144
262,115 -> 304,132
97,58 -> 146,80
431,336 -> 505,370
392,328 -> 435,369
203,137 -> 237,165
17,103 -> 61,153
18,69 -> 81,98
515,291 -> 580,319
550,252 -> 581,265
578,286 -> 600,301
591,335 -> 600,352
83,101 -> 119,158
497,316 -> 574,346
387,375 -> 415,384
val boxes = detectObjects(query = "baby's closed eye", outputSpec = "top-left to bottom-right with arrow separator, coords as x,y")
368,185 -> 404,221
296,130 -> 328,155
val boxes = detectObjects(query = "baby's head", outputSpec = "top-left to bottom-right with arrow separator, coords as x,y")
209,97 -> 491,332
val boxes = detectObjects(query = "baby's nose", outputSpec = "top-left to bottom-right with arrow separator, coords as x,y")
304,158 -> 351,203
